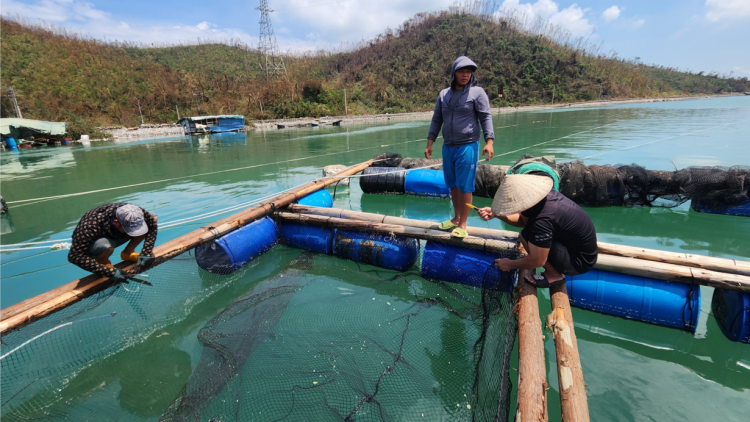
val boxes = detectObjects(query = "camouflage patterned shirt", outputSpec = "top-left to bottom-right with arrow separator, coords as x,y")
67,203 -> 158,277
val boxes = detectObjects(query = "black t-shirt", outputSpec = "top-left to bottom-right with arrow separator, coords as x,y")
521,190 -> 598,273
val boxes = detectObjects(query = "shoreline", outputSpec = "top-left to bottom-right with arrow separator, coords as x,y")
96,93 -> 742,141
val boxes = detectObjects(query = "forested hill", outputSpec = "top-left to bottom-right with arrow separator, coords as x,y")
2,12 -> 748,137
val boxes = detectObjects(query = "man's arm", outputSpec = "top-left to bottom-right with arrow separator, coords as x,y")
426,93 -> 443,159
140,210 -> 158,256
475,88 -> 495,143
497,213 -> 526,228
496,242 -> 549,271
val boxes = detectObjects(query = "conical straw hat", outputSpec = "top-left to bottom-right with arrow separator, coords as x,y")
491,174 -> 554,216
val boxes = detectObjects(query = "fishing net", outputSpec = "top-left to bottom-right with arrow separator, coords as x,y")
558,161 -> 750,208
1,221 -> 519,422
374,153 -> 750,208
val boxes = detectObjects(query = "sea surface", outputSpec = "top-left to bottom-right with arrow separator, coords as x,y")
1,96 -> 749,421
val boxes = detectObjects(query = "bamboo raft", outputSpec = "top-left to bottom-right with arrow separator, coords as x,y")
3,158 -> 749,421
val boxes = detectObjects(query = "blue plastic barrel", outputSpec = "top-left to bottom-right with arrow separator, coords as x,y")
567,269 -> 701,331
404,170 -> 451,198
691,198 -> 750,217
279,222 -> 336,255
4,137 -> 18,151
195,217 -> 279,274
334,230 -> 419,271
296,189 -> 333,208
420,241 -> 515,291
711,288 -> 750,343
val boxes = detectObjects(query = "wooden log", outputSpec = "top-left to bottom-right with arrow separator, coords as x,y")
0,160 -> 375,335
286,206 -> 750,291
287,205 -> 750,277
515,268 -> 548,422
548,283 -> 590,422
273,212 -> 518,254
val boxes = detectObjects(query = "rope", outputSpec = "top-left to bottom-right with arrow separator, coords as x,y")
5,136 -> 438,206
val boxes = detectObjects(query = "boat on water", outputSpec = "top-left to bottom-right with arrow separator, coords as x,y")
178,114 -> 245,134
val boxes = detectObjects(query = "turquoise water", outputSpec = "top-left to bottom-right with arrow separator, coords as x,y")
1,96 -> 749,420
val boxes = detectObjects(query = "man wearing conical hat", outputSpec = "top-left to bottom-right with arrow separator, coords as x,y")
478,174 -> 598,287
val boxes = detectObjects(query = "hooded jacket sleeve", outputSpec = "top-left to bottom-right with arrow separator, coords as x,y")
474,88 -> 494,141
427,93 -> 443,141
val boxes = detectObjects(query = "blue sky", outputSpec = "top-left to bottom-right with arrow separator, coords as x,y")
2,0 -> 748,76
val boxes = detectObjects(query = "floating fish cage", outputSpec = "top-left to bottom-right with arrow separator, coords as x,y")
2,158 -> 749,422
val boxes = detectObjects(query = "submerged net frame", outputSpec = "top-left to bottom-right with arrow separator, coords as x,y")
1,210 -> 520,422
372,153 -> 750,209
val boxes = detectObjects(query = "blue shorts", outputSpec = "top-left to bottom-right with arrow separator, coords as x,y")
442,141 -> 479,193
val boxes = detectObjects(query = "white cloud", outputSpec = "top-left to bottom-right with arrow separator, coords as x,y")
632,18 -> 645,28
733,66 -> 750,77
1,0 -> 259,46
705,0 -> 750,22
277,0 -> 454,49
499,0 -> 595,37
602,5 -> 621,22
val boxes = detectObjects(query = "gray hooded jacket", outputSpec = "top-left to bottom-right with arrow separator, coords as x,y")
427,56 -> 494,146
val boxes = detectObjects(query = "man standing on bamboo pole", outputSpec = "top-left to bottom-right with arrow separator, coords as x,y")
426,56 -> 494,239
478,175 -> 598,287
68,203 -> 158,281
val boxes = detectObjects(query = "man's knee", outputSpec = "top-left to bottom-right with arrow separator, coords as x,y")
95,247 -> 115,261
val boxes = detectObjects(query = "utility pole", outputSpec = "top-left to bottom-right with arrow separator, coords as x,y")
344,89 -> 348,115
135,97 -> 145,125
256,0 -> 287,79
3,87 -> 23,118
176,105 -> 181,120
10,88 -> 22,118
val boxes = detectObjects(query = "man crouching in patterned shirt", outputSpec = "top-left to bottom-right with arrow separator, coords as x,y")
68,203 -> 158,281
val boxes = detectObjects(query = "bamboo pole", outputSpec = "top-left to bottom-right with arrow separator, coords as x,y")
287,205 -> 750,276
286,206 -> 750,291
515,268 -> 548,422
273,212 -> 517,254
0,160 -> 375,335
547,284 -> 590,422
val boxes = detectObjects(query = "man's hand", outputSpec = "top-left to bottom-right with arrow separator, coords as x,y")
111,268 -> 132,283
478,207 -> 493,221
425,140 -> 434,159
136,254 -> 156,268
494,258 -> 514,272
482,139 -> 494,161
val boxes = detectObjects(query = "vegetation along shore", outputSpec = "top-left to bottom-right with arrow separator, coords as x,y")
2,7 -> 749,139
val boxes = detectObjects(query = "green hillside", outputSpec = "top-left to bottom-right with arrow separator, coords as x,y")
2,12 -> 748,138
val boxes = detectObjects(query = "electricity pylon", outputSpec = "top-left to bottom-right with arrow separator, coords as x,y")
256,0 -> 288,79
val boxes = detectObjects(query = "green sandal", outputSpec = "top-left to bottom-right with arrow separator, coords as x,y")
438,220 -> 458,231
451,227 -> 468,239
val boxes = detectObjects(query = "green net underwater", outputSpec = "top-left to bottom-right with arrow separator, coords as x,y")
1,216 -> 519,422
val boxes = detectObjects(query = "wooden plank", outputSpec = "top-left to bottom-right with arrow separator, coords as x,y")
548,284 -> 590,422
0,160 -> 374,335
515,268 -> 549,422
